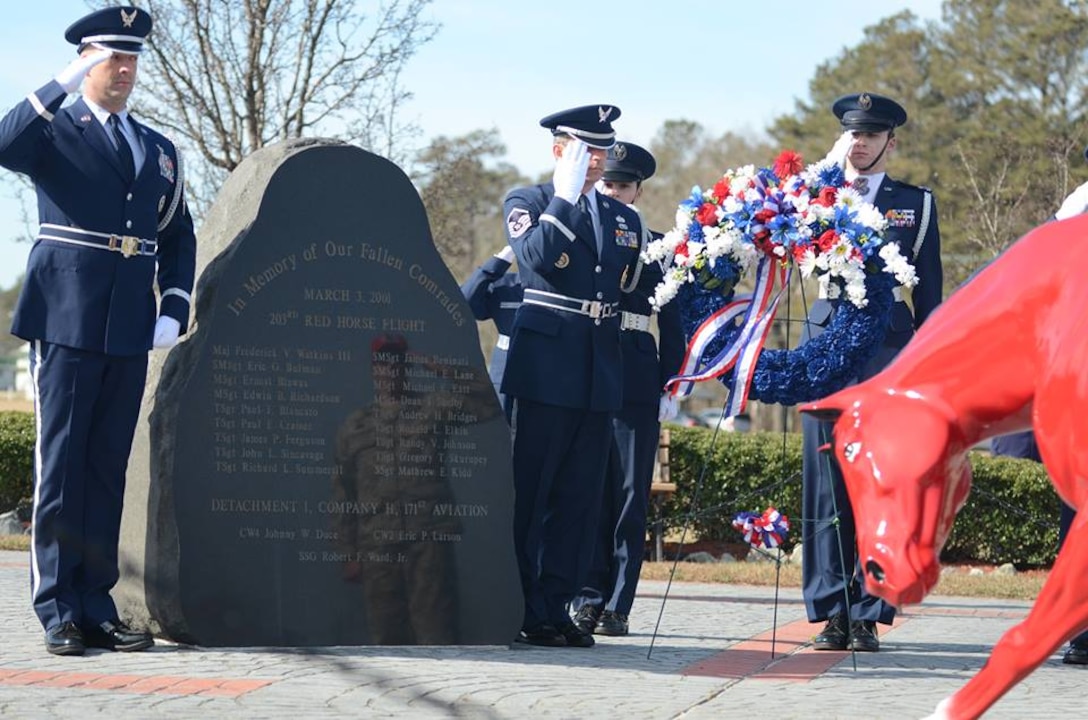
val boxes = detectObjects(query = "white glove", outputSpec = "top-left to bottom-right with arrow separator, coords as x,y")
494,245 -> 516,262
658,394 -> 679,422
153,316 -> 181,349
552,139 -> 590,204
821,130 -> 856,169
1055,180 -> 1088,220
55,49 -> 113,93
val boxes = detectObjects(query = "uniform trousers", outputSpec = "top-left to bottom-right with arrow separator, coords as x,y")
574,404 -> 659,615
801,412 -> 896,625
511,399 -> 610,629
29,341 -> 147,631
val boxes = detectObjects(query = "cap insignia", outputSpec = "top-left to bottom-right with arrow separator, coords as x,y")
598,106 -> 613,124
858,93 -> 872,110
613,143 -> 627,161
120,8 -> 137,28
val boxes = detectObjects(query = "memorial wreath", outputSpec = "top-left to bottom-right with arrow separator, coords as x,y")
645,150 -> 918,414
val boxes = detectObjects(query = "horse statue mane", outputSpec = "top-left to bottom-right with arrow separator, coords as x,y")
801,215 -> 1088,720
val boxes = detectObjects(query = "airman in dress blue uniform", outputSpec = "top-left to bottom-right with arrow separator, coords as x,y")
459,245 -> 523,421
570,142 -> 685,636
502,105 -> 642,648
803,93 -> 942,653
0,7 -> 196,656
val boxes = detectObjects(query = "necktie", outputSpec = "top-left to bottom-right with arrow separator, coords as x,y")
579,195 -> 602,252
108,114 -> 135,181
853,176 -> 869,196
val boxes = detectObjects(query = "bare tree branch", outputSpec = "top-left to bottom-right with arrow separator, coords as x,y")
90,0 -> 438,220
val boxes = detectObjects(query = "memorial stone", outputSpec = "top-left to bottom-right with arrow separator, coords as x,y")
117,139 -> 522,646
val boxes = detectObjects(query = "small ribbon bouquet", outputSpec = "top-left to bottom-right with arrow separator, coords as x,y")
733,507 -> 791,550
644,150 -> 917,413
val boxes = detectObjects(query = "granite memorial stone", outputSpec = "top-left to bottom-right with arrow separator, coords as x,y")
117,139 -> 522,646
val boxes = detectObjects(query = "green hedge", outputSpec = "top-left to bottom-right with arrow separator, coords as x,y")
662,426 -> 1062,567
0,411 -> 34,514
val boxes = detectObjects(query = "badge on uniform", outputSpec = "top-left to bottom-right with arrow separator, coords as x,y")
614,228 -> 639,248
885,208 -> 916,227
554,252 -> 570,268
507,207 -> 532,238
156,145 -> 175,183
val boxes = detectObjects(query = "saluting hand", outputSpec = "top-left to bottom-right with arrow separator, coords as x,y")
552,139 -> 590,204
821,130 -> 856,169
1055,180 -> 1088,221
55,48 -> 113,94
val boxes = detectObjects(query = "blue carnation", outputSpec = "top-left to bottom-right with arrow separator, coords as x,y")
816,164 -> 847,187
680,186 -> 704,212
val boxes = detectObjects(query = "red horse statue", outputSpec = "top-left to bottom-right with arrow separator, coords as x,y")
802,215 -> 1088,720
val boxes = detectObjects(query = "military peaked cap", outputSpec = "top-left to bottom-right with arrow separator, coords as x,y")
65,6 -> 152,55
832,92 -> 908,132
539,104 -> 621,149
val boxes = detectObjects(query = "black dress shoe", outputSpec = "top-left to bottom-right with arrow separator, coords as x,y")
557,621 -> 595,648
812,613 -> 849,651
572,604 -> 602,634
45,621 -> 85,656
83,620 -> 154,652
595,610 -> 629,636
849,620 -> 880,652
515,623 -> 566,647
1063,642 -> 1088,665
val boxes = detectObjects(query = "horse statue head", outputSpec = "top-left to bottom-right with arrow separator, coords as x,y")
804,389 -> 973,608
798,215 -> 1088,719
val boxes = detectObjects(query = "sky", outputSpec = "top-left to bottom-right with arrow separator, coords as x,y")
0,0 -> 946,289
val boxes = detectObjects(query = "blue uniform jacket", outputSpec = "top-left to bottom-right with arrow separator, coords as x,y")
806,176 -> 942,379
460,255 -> 523,391
0,80 -> 196,356
620,235 -> 685,407
500,184 -> 641,412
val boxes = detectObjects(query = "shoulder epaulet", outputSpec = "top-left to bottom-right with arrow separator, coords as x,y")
892,177 -> 932,194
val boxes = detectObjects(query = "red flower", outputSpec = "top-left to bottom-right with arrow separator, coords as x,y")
711,177 -> 732,203
791,243 -> 812,262
813,186 -> 838,207
696,202 -> 719,227
816,229 -> 838,252
675,240 -> 689,259
773,150 -> 804,179
753,208 -> 776,225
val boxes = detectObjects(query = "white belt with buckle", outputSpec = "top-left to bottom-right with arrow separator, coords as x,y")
496,334 -> 510,350
817,285 -> 905,302
522,289 -> 619,319
37,223 -> 156,258
620,311 -> 651,332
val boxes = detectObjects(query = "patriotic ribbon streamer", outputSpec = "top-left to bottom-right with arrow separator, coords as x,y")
667,292 -> 752,397
732,507 -> 791,549
725,261 -> 791,416
665,256 -> 788,405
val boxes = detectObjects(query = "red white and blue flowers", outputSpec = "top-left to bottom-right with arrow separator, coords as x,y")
648,150 -> 917,413
644,151 -> 917,310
